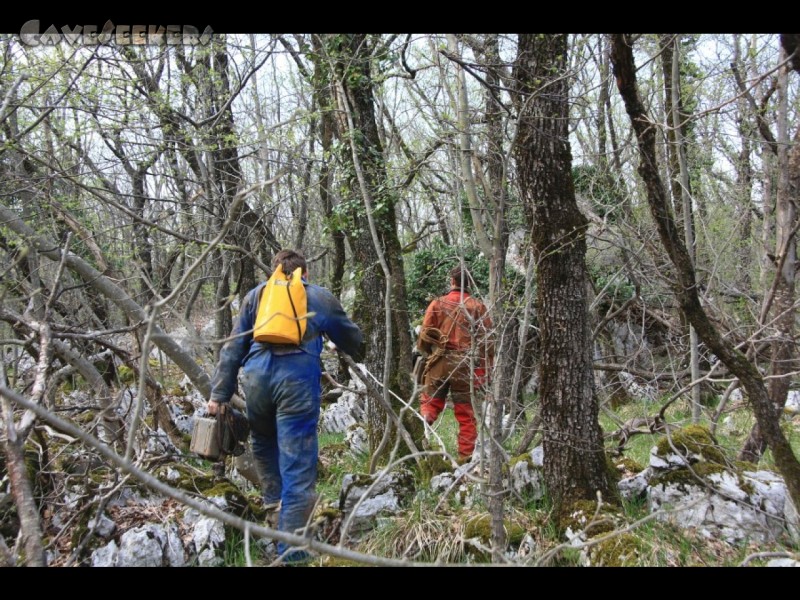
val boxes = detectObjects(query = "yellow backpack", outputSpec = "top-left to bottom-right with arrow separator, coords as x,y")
253,264 -> 308,345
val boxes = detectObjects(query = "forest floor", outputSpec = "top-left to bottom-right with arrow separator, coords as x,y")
217,393 -> 800,567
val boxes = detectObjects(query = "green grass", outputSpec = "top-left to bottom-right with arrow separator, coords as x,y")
316,431 -> 363,503
423,405 -> 460,457
222,525 -> 272,566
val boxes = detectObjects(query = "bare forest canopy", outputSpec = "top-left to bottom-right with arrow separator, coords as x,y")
1,33 -> 800,566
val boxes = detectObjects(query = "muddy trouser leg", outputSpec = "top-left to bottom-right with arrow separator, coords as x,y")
273,354 -> 322,562
275,403 -> 319,561
243,353 -> 321,562
250,431 -> 281,525
243,367 -> 282,511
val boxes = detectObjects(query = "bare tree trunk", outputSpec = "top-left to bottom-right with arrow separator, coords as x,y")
1,397 -> 45,566
514,33 -> 614,512
482,33 -> 509,562
733,35 -> 754,293
665,36 -> 702,423
213,250 -> 232,361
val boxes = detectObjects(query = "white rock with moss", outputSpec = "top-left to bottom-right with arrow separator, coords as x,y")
165,523 -> 186,567
167,402 -> 195,435
429,467 -> 479,508
618,468 -> 651,501
618,370 -> 657,402
508,454 -> 545,500
430,472 -> 455,494
340,470 -> 413,532
88,513 -> 116,539
647,468 -> 788,543
648,444 -> 696,470
786,390 -> 800,413
190,516 -> 225,566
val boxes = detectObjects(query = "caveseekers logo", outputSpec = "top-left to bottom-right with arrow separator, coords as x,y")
19,20 -> 214,47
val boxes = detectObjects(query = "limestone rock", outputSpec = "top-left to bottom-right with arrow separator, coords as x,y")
117,524 -> 168,567
648,467 -> 788,544
168,402 -> 195,435
508,455 -> 545,500
163,467 -> 181,483
144,429 -> 178,455
191,516 -> 225,565
530,446 -> 544,467
430,472 -> 455,494
88,513 -> 117,539
649,446 -> 694,470
340,469 -> 414,532
320,391 -> 366,434
90,541 -> 118,567
766,558 -> 800,567
165,523 -> 186,567
618,467 -> 651,501
786,390 -> 800,413
345,425 -> 369,458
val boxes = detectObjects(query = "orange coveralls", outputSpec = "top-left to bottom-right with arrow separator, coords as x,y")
417,288 -> 493,459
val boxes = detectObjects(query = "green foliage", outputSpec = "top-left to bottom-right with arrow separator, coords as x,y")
572,164 -> 626,222
588,262 -> 635,315
405,238 -> 526,320
316,432 -> 363,502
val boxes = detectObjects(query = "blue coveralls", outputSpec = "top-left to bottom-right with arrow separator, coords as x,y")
209,280 -> 363,559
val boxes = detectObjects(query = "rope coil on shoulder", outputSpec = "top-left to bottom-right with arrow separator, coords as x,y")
419,326 -> 448,380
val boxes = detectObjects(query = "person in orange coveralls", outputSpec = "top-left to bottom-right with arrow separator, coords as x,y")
417,264 -> 493,464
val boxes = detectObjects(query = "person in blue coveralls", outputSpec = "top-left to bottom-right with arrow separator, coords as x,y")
207,249 -> 363,563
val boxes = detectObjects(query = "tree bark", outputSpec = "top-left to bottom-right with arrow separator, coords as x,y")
310,34 -> 347,298
2,397 -> 46,566
513,33 -> 614,511
325,34 -> 420,459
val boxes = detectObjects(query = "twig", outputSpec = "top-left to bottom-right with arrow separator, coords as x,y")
0,73 -> 28,124
739,551 -> 795,567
